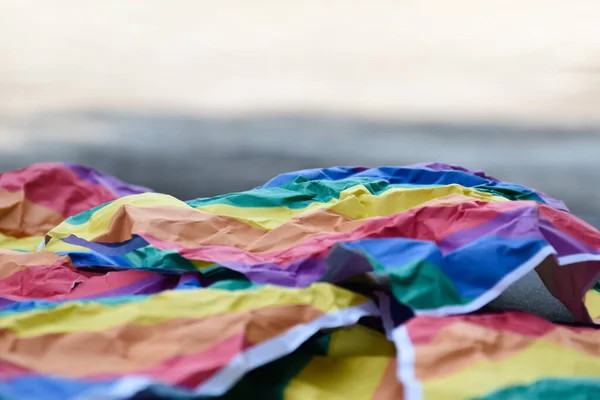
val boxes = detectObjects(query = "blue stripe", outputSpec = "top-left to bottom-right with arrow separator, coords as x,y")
330,236 -> 549,300
259,166 -> 542,203
0,376 -> 208,400
61,234 -> 149,257
0,376 -> 114,400
59,251 -> 133,268
0,293 -> 152,316
442,236 -> 548,298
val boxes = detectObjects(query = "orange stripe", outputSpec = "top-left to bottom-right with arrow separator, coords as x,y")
413,321 -> 536,380
0,251 -> 72,279
372,358 -> 403,399
413,318 -> 600,381
0,189 -> 65,237
0,304 -> 322,377
96,205 -> 358,252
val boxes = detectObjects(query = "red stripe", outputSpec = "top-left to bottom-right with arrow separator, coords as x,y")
0,163 -> 117,217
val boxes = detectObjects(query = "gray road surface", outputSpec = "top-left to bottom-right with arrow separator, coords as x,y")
2,110 -> 599,226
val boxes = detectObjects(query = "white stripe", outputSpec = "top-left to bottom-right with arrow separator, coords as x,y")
376,291 -> 395,340
393,326 -> 422,400
77,301 -> 380,400
415,245 -> 557,317
558,253 -> 600,266
36,239 -> 46,252
196,300 -> 380,396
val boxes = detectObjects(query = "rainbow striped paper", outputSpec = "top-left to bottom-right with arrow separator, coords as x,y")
393,310 -> 600,400
1,162 -> 600,399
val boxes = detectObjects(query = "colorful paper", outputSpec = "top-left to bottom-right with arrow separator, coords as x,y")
394,311 -> 600,400
1,162 -> 599,399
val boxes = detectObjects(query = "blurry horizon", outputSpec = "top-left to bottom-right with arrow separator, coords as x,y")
1,1 -> 599,225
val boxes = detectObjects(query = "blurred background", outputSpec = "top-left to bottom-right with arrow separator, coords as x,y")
1,1 -> 599,226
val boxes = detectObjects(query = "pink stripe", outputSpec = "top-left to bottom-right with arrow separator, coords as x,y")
406,311 -> 593,345
0,359 -> 33,380
0,264 -> 87,300
0,268 -> 156,302
67,270 -> 157,299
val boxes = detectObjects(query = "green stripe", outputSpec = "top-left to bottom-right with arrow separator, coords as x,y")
187,178 -> 545,209
474,184 -> 544,203
474,378 -> 600,400
365,255 -> 469,309
186,177 -> 393,209
64,201 -> 114,226
124,246 -> 199,272
209,279 -> 262,291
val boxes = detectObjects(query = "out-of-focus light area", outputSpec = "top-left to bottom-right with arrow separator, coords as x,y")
1,0 -> 599,225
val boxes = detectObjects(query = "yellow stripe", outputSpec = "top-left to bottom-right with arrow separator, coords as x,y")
0,234 -> 44,252
284,326 -> 394,399
585,289 -> 600,324
196,184 -> 507,230
0,283 -> 367,337
284,356 -> 391,400
0,235 -> 96,253
328,325 -> 396,357
48,185 -> 507,243
48,193 -> 189,240
423,340 -> 600,399
43,237 -> 94,253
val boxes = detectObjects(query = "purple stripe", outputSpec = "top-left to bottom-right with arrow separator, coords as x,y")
537,217 -> 600,258
0,297 -> 13,309
215,258 -> 326,287
196,252 -> 373,288
438,205 -> 600,258
537,194 -> 569,213
438,206 -> 542,254
64,163 -> 152,197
